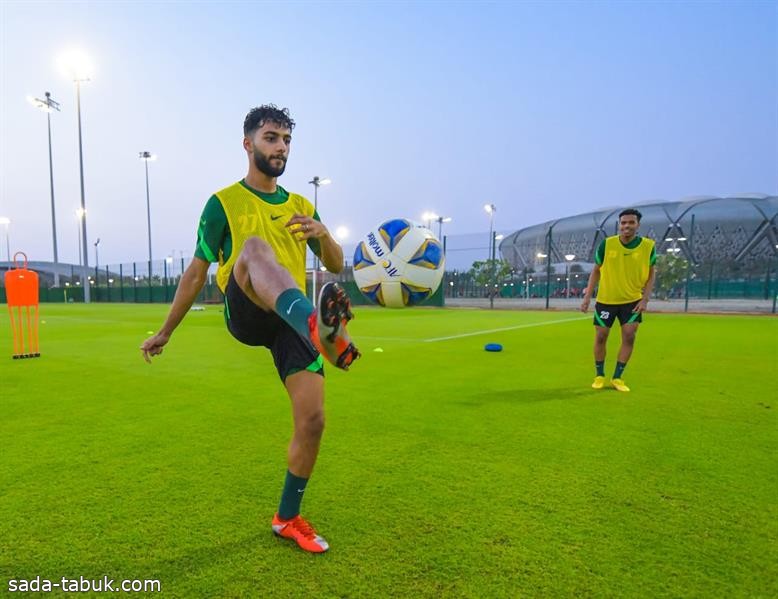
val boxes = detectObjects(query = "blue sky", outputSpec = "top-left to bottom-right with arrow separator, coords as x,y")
1,0 -> 776,267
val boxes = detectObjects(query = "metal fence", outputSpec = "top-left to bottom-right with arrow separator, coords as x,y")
1,225 -> 776,312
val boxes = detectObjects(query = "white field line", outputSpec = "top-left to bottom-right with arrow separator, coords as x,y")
424,316 -> 588,342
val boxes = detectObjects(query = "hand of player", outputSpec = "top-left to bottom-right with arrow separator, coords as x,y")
286,214 -> 327,241
580,297 -> 591,313
140,332 -> 170,363
633,299 -> 648,313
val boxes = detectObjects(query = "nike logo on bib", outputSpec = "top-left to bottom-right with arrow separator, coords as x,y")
271,214 -> 283,221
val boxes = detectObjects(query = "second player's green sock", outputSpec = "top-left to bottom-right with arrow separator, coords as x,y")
275,288 -> 315,339
613,361 -> 627,379
596,361 -> 605,376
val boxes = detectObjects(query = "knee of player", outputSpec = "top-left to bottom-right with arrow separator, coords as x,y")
298,410 -> 325,439
595,330 -> 609,343
623,330 -> 637,345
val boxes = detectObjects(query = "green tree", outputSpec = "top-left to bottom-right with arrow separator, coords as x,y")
655,253 -> 688,299
470,259 -> 513,290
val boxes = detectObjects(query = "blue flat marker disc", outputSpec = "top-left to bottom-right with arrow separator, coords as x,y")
484,343 -> 503,352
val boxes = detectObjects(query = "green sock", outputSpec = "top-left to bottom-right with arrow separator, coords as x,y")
614,361 -> 627,379
278,470 -> 309,520
275,289 -> 315,339
595,361 -> 605,376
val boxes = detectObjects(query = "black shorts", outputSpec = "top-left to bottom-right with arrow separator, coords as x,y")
593,300 -> 643,328
224,272 -> 323,381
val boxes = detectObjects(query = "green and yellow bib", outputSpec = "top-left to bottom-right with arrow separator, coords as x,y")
213,181 -> 315,292
597,235 -> 655,305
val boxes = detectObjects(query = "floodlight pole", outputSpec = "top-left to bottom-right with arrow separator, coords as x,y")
490,230 -> 497,309
544,226 -> 553,310
0,218 -> 10,262
484,204 -> 496,308
436,215 -> 451,241
76,216 -> 82,268
683,214 -> 695,313
565,254 -> 576,299
75,79 -> 90,302
308,176 -> 330,303
94,237 -> 100,281
311,178 -> 319,302
140,151 -> 155,294
772,249 -> 777,314
31,92 -> 62,286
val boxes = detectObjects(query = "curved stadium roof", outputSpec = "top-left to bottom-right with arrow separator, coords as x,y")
499,195 -> 778,270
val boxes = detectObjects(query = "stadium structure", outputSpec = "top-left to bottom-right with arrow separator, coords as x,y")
498,194 -> 778,274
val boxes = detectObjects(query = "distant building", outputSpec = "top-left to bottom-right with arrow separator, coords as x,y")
499,195 -> 778,275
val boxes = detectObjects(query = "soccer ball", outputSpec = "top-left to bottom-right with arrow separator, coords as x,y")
352,219 -> 445,307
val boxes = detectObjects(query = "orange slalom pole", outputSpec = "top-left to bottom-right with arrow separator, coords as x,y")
32,305 -> 40,355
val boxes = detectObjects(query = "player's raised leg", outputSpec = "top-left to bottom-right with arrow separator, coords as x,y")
232,236 -> 359,369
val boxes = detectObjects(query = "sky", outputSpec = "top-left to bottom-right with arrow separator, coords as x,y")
1,0 -> 776,269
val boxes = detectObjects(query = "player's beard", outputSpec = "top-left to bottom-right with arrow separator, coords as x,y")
252,147 -> 286,177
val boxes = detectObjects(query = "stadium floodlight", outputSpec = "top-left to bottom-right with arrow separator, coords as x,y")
29,92 -> 62,286
308,176 -> 331,303
536,252 -> 547,259
0,216 -> 10,261
423,212 -> 451,239
334,226 -> 349,241
565,254 -> 576,261
495,234 -> 505,241
57,48 -> 93,82
421,211 -> 439,229
60,49 -> 93,301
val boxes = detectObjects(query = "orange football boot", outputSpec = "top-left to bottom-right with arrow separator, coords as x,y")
308,282 -> 360,370
271,513 -> 329,553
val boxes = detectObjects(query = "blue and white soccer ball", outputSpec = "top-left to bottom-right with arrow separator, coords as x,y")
352,219 -> 445,308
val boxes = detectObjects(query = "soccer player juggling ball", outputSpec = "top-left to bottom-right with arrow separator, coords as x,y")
140,104 -> 360,553
580,208 -> 656,392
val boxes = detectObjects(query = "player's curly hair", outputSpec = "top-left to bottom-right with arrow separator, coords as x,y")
243,104 -> 296,137
619,208 -> 643,222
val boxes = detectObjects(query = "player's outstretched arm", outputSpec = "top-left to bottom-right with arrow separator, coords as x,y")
141,257 -> 210,363
580,265 -> 601,312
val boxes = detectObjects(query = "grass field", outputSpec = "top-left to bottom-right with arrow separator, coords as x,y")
1,303 -> 776,597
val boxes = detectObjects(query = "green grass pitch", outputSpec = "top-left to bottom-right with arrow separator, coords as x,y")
1,304 -> 776,597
